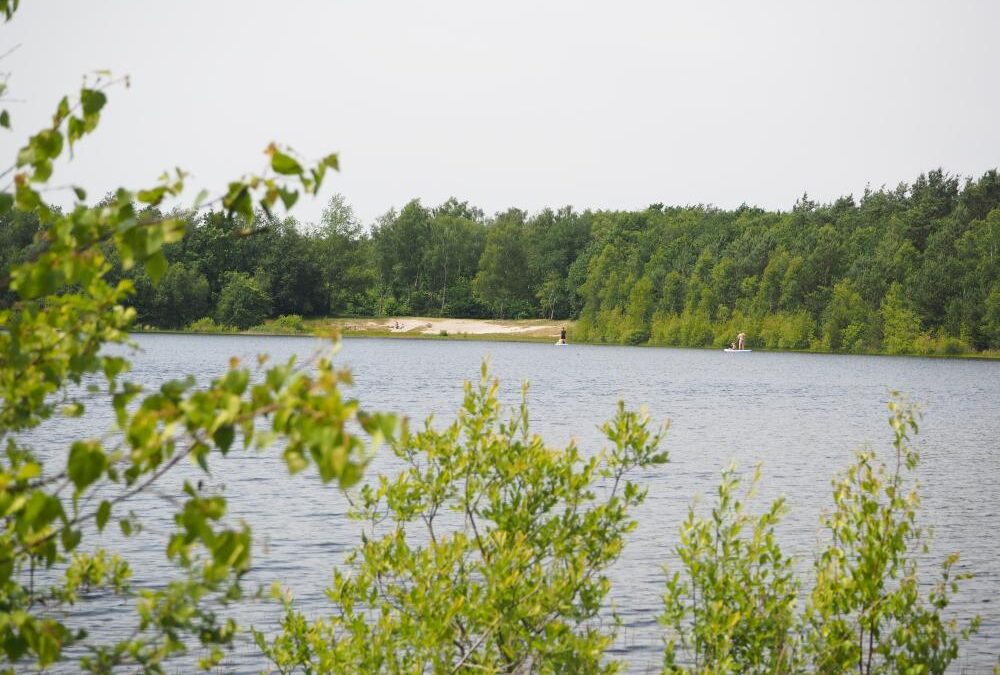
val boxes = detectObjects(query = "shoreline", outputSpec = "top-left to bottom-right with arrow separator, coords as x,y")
127,319 -> 1000,360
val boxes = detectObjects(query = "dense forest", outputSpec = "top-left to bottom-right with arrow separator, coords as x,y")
2,168 -> 998,354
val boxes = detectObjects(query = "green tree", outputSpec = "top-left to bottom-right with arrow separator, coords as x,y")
523,206 -> 590,318
152,262 -> 211,328
982,286 -> 1000,349
0,210 -> 41,307
426,200 -> 486,316
823,279 -> 875,352
623,275 -> 654,343
879,282 -> 921,354
535,272 -> 566,319
257,215 -> 327,317
472,210 -> 531,318
216,271 -> 271,329
372,199 -> 432,308
316,194 -> 376,314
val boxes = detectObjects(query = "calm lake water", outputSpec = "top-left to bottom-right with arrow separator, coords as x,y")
28,334 -> 1000,672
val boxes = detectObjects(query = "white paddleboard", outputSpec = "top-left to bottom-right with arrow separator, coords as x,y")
724,348 -> 752,353
555,341 -> 568,345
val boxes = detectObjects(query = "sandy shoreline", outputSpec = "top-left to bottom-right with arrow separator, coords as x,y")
332,317 -> 565,338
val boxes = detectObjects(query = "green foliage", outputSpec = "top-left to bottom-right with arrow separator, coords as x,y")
661,465 -> 799,674
9,161 -> 995,355
258,364 -> 669,674
804,395 -> 979,673
0,0 -> 987,668
879,282 -> 922,355
660,397 -> 979,675
572,181 -> 1000,354
186,316 -> 233,333
822,279 -> 877,353
216,271 -> 271,330
151,262 -> 211,328
0,9 -> 395,667
982,286 -> 1000,348
252,314 -> 307,334
472,210 -> 533,318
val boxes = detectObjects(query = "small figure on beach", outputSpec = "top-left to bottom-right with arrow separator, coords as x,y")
736,331 -> 746,350
559,327 -> 567,344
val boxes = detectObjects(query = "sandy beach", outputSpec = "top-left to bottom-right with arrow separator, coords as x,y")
330,317 -> 566,339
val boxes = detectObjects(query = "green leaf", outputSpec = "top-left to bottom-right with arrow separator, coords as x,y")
224,183 -> 253,223
213,425 -> 235,455
15,182 -> 41,211
271,151 -> 303,176
54,96 -> 70,123
339,462 -> 364,489
145,250 -> 167,283
96,500 -> 111,532
72,186 -> 86,201
0,109 -> 9,129
0,192 -> 12,214
61,526 -> 82,552
67,442 -> 107,492
277,187 -> 299,210
80,88 -> 107,116
61,402 -> 85,417
33,128 -> 64,161
67,116 -> 84,145
16,462 -> 41,481
137,186 -> 166,205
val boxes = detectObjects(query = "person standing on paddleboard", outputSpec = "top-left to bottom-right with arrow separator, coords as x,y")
560,327 -> 567,344
736,332 -> 746,350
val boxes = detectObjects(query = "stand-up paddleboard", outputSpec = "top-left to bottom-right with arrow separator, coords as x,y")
724,348 -> 752,353
555,341 -> 568,346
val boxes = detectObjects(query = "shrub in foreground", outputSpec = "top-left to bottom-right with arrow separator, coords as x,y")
258,365 -> 669,673
660,396 -> 979,674
661,464 -> 800,673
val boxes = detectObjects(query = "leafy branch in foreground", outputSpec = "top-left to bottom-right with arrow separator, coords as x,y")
659,396 -> 978,674
661,464 -> 799,674
0,5 -> 392,668
803,395 -> 979,673
257,364 -> 669,674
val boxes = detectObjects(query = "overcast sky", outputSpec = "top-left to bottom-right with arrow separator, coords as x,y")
3,0 -> 998,225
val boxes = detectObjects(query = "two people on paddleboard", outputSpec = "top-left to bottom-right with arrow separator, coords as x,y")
729,332 -> 747,350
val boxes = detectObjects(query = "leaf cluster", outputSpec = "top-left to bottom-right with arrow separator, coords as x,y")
659,396 -> 979,674
259,365 -> 669,674
0,11 -> 394,669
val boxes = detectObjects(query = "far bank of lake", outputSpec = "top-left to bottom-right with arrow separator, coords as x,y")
131,315 -> 1000,360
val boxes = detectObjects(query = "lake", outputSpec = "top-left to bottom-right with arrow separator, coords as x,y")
28,334 -> 1000,672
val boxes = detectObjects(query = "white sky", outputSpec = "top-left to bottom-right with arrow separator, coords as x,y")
3,0 -> 999,225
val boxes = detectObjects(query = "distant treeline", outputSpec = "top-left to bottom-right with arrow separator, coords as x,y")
1,169 -> 998,354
